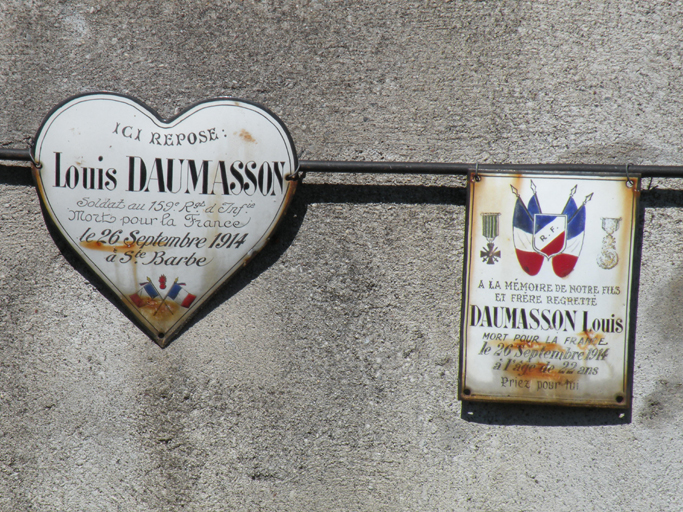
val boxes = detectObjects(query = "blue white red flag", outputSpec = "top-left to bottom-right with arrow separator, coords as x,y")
532,214 -> 567,259
166,282 -> 197,308
551,194 -> 586,277
512,189 -> 544,276
130,281 -> 160,307
511,183 -> 589,277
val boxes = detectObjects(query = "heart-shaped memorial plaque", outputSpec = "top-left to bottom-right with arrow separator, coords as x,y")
32,93 -> 297,346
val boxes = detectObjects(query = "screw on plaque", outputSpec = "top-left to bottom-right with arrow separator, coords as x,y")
286,148 -> 306,181
473,162 -> 481,182
28,138 -> 42,169
625,163 -> 633,188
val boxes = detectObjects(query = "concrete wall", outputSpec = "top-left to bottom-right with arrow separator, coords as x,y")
1,1 -> 682,510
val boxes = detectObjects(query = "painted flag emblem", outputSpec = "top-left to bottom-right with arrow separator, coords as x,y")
129,276 -> 197,313
165,281 -> 197,309
532,214 -> 567,259
511,183 -> 544,276
130,279 -> 160,307
511,182 -> 592,277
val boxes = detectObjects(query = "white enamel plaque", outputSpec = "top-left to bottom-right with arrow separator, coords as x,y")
33,93 -> 297,346
460,172 -> 639,407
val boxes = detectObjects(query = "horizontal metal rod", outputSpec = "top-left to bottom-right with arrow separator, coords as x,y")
3,147 -> 683,178
300,160 -> 683,178
0,148 -> 31,161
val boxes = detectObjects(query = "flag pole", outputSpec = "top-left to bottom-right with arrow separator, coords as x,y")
568,193 -> 594,222
510,185 -> 533,220
153,277 -> 177,316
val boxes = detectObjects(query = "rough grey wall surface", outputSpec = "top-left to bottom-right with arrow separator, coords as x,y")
1,1 -> 683,510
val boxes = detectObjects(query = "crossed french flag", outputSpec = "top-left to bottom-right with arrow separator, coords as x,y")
511,183 -> 590,278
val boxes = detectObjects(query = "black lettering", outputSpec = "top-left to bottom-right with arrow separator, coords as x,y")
65,165 -> 79,188
551,310 -> 564,331
258,162 -> 272,196
213,161 -> 231,195
244,161 -> 258,196
470,305 -> 481,326
528,309 -> 540,330
127,156 -> 147,192
54,152 -> 63,187
185,160 -> 210,194
105,168 -> 117,190
272,161 -> 285,194
145,158 -> 168,193
230,161 -> 245,194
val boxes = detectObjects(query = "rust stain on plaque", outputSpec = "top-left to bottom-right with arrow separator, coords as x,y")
495,338 -> 580,389
574,330 -> 605,349
237,129 -> 256,143
80,240 -> 135,251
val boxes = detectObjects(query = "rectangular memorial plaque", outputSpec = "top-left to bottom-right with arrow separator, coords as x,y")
459,172 -> 639,408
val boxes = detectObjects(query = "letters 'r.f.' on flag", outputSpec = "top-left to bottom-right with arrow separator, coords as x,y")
511,182 -> 591,278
